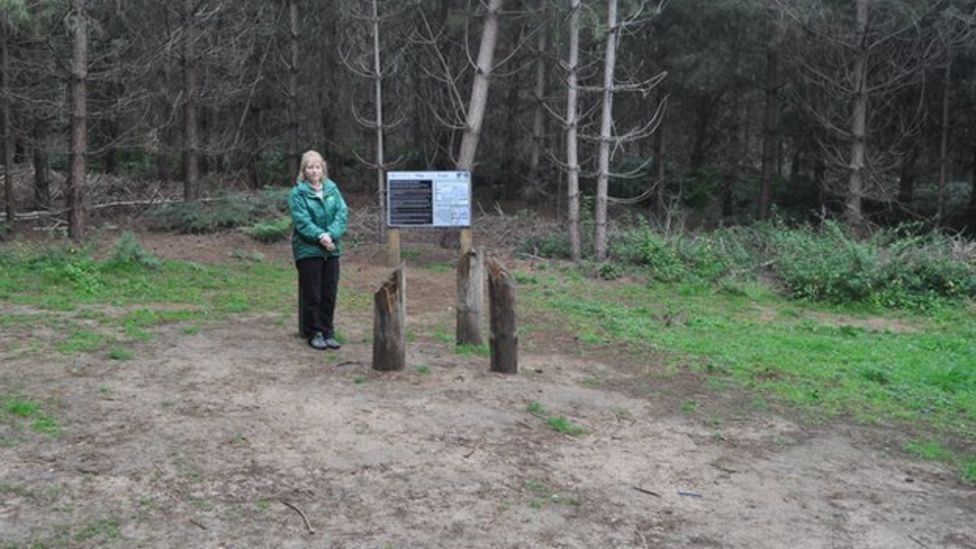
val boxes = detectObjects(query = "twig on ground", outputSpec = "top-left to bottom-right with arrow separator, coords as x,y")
632,486 -> 661,497
334,360 -> 363,368
188,518 -> 208,530
908,535 -> 927,547
464,440 -> 482,459
280,499 -> 315,535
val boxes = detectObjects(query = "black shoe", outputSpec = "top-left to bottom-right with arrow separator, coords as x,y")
324,337 -> 341,350
308,332 -> 328,350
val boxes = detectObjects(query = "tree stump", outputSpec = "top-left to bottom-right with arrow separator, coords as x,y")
372,264 -> 405,371
487,258 -> 517,374
456,247 -> 484,345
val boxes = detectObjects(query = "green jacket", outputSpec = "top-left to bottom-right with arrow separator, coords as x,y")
288,178 -> 349,260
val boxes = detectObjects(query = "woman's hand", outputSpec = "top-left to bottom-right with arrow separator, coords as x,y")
319,233 -> 336,251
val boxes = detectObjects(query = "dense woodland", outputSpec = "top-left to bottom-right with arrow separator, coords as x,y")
0,0 -> 975,256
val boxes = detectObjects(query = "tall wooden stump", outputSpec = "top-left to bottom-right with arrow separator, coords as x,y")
372,264 -> 406,371
487,258 -> 517,374
456,247 -> 484,345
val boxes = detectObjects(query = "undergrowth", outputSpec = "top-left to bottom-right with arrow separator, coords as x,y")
147,189 -> 289,234
520,219 -> 976,310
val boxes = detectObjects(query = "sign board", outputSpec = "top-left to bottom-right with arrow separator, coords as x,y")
387,171 -> 471,227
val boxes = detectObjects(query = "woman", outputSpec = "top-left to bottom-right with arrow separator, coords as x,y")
288,150 -> 348,350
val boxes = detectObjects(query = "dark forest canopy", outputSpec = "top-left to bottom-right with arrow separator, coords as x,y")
1,0 -> 975,240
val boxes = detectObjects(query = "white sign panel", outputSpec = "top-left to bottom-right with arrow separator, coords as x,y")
387,171 -> 471,227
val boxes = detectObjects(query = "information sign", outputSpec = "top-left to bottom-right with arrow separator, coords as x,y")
387,171 -> 471,227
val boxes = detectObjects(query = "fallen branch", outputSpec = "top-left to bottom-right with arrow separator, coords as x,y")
632,486 -> 661,497
464,440 -> 483,459
280,499 -> 315,535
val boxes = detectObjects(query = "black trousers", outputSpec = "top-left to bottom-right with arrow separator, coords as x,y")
296,256 -> 340,339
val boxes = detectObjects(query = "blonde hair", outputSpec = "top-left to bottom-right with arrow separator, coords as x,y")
297,150 -> 328,182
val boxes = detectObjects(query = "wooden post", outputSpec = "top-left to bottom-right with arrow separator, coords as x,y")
456,247 -> 484,345
487,258 -> 517,374
387,227 -> 401,267
460,228 -> 473,256
372,264 -> 406,371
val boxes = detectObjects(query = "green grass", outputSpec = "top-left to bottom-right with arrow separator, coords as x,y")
455,342 -> 490,357
0,241 -> 296,354
904,439 -> 949,461
422,261 -> 453,273
401,247 -> 422,260
5,398 -> 39,417
75,518 -> 121,542
3,396 -> 60,436
522,479 -> 580,508
526,401 -> 588,436
522,269 -> 976,477
55,329 -> 106,353
545,416 -> 588,436
108,346 -> 133,361
680,399 -> 699,413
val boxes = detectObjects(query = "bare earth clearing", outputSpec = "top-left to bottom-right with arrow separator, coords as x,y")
1,232 -> 974,548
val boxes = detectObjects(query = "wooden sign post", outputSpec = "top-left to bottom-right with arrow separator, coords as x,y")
456,247 -> 484,345
372,264 -> 406,371
387,227 -> 401,267
487,258 -> 517,374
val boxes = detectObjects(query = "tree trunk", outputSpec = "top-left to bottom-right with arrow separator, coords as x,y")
456,0 -> 504,172
652,87 -> 666,219
527,0 -> 549,204
758,5 -> 784,219
594,0 -> 619,262
67,0 -> 88,240
845,0 -> 869,228
2,21 -> 13,230
288,0 -> 300,180
566,0 -> 581,263
32,119 -> 50,210
487,258 -> 517,374
898,142 -> 917,206
968,141 -> 976,231
503,24 -> 524,185
937,52 -> 951,225
372,0 -> 386,243
690,95 -> 716,170
182,0 -> 200,202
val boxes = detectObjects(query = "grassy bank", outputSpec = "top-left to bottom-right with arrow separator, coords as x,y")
519,268 -> 976,481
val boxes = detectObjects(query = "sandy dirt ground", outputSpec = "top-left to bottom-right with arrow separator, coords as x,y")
1,232 -> 974,548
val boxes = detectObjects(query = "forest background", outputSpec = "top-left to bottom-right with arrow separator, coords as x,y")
0,0 -> 974,246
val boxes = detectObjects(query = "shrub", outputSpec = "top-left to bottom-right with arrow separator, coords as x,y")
148,190 -> 289,234
104,232 -> 162,271
768,221 -> 976,306
515,214 -> 975,309
768,221 -> 879,302
243,217 -> 292,243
